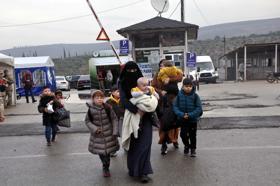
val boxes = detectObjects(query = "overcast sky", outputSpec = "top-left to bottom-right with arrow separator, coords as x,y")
0,0 -> 280,50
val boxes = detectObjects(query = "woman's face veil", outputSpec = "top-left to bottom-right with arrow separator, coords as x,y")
119,61 -> 143,97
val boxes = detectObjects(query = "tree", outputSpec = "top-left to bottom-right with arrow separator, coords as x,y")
63,48 -> 66,59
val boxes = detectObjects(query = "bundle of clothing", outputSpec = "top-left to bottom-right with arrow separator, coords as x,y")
121,94 -> 158,150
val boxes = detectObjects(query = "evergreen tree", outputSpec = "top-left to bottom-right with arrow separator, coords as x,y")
63,48 -> 66,59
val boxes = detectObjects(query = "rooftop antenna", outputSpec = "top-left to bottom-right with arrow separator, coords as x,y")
151,0 -> 169,17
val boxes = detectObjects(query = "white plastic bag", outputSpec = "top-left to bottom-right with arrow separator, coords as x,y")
46,103 -> 54,113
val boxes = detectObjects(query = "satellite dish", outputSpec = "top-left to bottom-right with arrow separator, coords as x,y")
151,0 -> 169,15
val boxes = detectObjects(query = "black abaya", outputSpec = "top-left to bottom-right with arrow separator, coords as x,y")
119,61 -> 153,177
127,113 -> 153,177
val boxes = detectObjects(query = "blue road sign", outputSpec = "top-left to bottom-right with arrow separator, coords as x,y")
186,52 -> 196,67
120,40 -> 129,55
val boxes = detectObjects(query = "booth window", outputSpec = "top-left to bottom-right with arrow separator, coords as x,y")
19,70 -> 32,88
33,69 -> 46,87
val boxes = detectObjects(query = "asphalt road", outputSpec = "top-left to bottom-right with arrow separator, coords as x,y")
0,128 -> 280,186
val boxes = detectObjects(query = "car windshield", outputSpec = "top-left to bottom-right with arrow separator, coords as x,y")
196,62 -> 213,71
56,77 -> 65,81
71,75 -> 80,81
79,75 -> 90,80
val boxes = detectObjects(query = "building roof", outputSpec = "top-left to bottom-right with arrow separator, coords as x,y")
223,42 -> 280,58
117,16 -> 199,37
14,56 -> 54,69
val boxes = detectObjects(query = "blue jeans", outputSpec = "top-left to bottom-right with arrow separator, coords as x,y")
45,124 -> 57,142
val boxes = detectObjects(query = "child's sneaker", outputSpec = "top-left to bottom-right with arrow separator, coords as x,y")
47,142 -> 52,146
110,152 -> 117,157
173,142 -> 179,149
103,169 -> 111,177
184,147 -> 189,155
161,144 -> 167,155
190,149 -> 196,157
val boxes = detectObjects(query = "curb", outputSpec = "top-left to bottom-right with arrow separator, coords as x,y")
0,116 -> 280,137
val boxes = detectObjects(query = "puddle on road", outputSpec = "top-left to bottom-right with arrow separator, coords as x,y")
203,103 -> 280,112
203,93 -> 258,102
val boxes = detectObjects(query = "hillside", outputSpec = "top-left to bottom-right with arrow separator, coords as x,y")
53,55 -> 91,76
189,31 -> 280,65
52,31 -> 280,76
198,17 -> 280,40
1,41 -> 120,59
1,17 -> 280,58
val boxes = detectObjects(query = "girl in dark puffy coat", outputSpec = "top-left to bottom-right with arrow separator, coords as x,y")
85,90 -> 119,177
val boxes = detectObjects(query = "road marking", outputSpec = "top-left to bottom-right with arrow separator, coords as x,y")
0,145 -> 280,160
200,145 -> 280,151
0,152 -> 91,160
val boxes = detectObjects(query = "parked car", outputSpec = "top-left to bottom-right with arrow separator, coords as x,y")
77,75 -> 91,90
56,76 -> 70,91
68,75 -> 81,89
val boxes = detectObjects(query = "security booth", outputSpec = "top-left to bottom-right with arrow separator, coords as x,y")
117,16 -> 199,75
0,53 -> 16,106
89,56 -> 132,90
223,43 -> 279,81
14,56 -> 56,96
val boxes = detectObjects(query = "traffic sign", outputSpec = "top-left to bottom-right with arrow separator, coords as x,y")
186,52 -> 196,67
96,28 -> 109,41
119,40 -> 129,55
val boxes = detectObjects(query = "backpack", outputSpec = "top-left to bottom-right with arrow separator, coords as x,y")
87,103 -> 112,124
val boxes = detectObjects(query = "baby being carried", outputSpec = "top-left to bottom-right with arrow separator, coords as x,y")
131,77 -> 160,127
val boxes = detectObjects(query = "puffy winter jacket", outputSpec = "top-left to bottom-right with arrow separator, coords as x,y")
173,88 -> 202,123
85,103 -> 119,155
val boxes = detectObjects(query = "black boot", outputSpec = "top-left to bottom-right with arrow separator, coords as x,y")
161,143 -> 167,155
140,175 -> 150,183
190,149 -> 196,157
184,146 -> 189,155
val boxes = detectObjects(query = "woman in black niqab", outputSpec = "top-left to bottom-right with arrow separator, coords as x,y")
119,61 -> 153,183
119,61 -> 143,99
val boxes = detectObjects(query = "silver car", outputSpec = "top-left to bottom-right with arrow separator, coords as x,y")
56,76 -> 70,91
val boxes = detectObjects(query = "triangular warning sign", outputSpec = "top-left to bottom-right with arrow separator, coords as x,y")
96,28 -> 110,41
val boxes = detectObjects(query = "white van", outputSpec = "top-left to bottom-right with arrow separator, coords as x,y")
189,56 -> 218,83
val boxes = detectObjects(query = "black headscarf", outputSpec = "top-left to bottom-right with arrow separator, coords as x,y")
119,61 -> 143,99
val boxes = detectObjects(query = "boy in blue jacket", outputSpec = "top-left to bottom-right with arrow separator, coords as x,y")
173,78 -> 202,157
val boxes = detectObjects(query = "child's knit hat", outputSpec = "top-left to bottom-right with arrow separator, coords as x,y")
183,78 -> 193,86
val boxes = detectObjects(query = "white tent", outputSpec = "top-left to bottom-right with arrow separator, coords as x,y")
0,53 -> 14,67
14,56 -> 54,68
0,53 -> 16,106
14,56 -> 56,96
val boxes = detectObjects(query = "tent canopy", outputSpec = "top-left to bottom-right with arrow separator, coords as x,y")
89,56 -> 132,66
0,53 -> 14,67
14,56 -> 54,69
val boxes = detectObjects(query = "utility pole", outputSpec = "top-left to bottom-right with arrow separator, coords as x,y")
181,0 -> 185,22
223,36 -> 226,56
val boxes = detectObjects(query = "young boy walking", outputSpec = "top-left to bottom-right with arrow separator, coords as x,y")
106,85 -> 124,137
38,87 -> 61,146
173,78 -> 203,157
106,85 -> 124,157
85,90 -> 119,177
